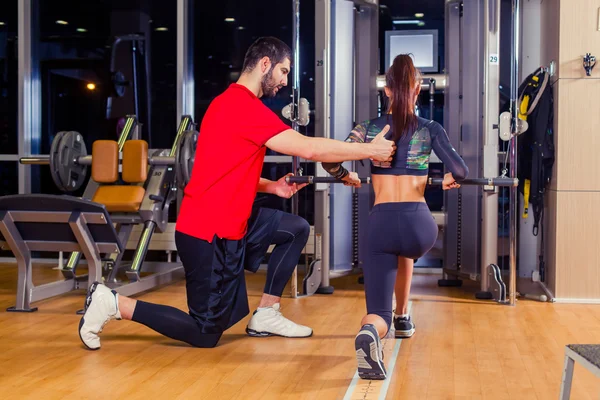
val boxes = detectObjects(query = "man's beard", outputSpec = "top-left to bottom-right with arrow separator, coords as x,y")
261,67 -> 282,98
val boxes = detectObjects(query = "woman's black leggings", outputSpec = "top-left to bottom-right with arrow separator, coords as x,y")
363,202 -> 439,330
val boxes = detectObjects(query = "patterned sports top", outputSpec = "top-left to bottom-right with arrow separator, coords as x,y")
322,115 -> 469,180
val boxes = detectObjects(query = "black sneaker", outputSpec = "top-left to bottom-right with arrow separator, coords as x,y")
394,315 -> 415,338
355,324 -> 387,380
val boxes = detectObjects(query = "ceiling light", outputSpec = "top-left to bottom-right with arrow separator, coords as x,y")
86,83 -> 96,90
0,22 -> 5,26
418,22 -> 425,26
238,26 -> 245,30
225,18 -> 235,22
155,27 -> 168,31
392,20 -> 421,25
415,13 -> 425,18
76,28 -> 87,33
55,20 -> 68,25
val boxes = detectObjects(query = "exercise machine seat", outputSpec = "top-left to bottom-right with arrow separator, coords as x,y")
93,186 -> 146,213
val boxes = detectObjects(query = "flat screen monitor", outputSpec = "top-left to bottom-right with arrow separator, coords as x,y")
385,30 -> 439,73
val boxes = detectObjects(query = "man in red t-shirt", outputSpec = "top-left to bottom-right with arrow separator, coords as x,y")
79,37 -> 395,349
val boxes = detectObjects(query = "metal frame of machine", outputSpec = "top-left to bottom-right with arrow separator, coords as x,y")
306,0 -> 524,305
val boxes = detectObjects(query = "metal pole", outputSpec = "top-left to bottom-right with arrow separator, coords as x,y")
176,0 -> 194,216
18,0 -> 39,194
291,0 -> 301,192
128,220 -> 157,275
479,0 -> 500,299
132,41 -> 140,129
509,0 -> 520,306
315,0 -> 332,295
144,36 -> 152,148
429,78 -> 436,119
176,0 -> 194,123
290,0 -> 301,298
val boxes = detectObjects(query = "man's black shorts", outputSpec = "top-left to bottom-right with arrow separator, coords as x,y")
174,207 -> 284,339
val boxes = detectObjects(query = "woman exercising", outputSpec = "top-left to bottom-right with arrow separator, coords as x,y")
322,54 -> 469,380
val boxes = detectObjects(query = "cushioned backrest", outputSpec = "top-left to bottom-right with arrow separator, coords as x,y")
92,140 -> 119,183
122,140 -> 148,183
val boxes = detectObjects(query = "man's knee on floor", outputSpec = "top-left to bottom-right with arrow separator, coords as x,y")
189,331 -> 222,348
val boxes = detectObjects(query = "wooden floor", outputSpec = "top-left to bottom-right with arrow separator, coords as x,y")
1,264 -> 600,399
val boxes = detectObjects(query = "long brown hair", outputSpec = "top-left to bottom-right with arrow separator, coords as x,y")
386,54 -> 421,141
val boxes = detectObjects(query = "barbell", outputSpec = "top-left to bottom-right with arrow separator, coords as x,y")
427,177 -> 518,187
20,130 -> 199,192
287,175 -> 518,187
286,176 -> 371,184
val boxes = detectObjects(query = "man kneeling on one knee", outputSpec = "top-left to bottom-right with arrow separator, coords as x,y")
78,36 -> 396,349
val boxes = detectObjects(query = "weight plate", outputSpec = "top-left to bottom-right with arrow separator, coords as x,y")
175,130 -> 198,189
56,131 -> 88,192
49,131 -> 68,191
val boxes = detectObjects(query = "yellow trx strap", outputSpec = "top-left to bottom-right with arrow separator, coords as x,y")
523,179 -> 530,218
519,95 -> 530,121
519,75 -> 539,121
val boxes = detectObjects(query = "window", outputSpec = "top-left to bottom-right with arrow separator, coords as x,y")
192,0 -> 316,221
33,0 -> 176,194
0,1 -> 18,155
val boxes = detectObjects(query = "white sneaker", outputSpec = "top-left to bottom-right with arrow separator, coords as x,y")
246,303 -> 313,338
78,282 -> 121,350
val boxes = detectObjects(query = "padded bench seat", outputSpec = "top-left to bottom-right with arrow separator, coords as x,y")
93,185 -> 145,213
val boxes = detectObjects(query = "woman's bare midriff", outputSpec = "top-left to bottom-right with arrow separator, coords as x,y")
371,174 -> 428,205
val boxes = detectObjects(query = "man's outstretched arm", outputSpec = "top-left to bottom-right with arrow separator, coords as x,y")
264,127 -> 395,163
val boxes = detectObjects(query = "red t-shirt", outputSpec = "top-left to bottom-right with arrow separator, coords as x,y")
176,84 -> 290,241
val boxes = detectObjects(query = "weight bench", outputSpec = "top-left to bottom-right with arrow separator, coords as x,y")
560,344 -> 600,399
0,194 -> 120,312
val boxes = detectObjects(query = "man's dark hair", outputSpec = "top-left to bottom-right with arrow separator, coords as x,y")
242,37 -> 292,73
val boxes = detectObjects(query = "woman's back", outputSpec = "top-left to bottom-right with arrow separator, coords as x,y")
349,115 -> 468,204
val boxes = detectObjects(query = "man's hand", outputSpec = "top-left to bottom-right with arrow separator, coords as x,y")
342,171 -> 362,188
442,172 -> 461,190
369,125 -> 396,162
271,173 -> 308,199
